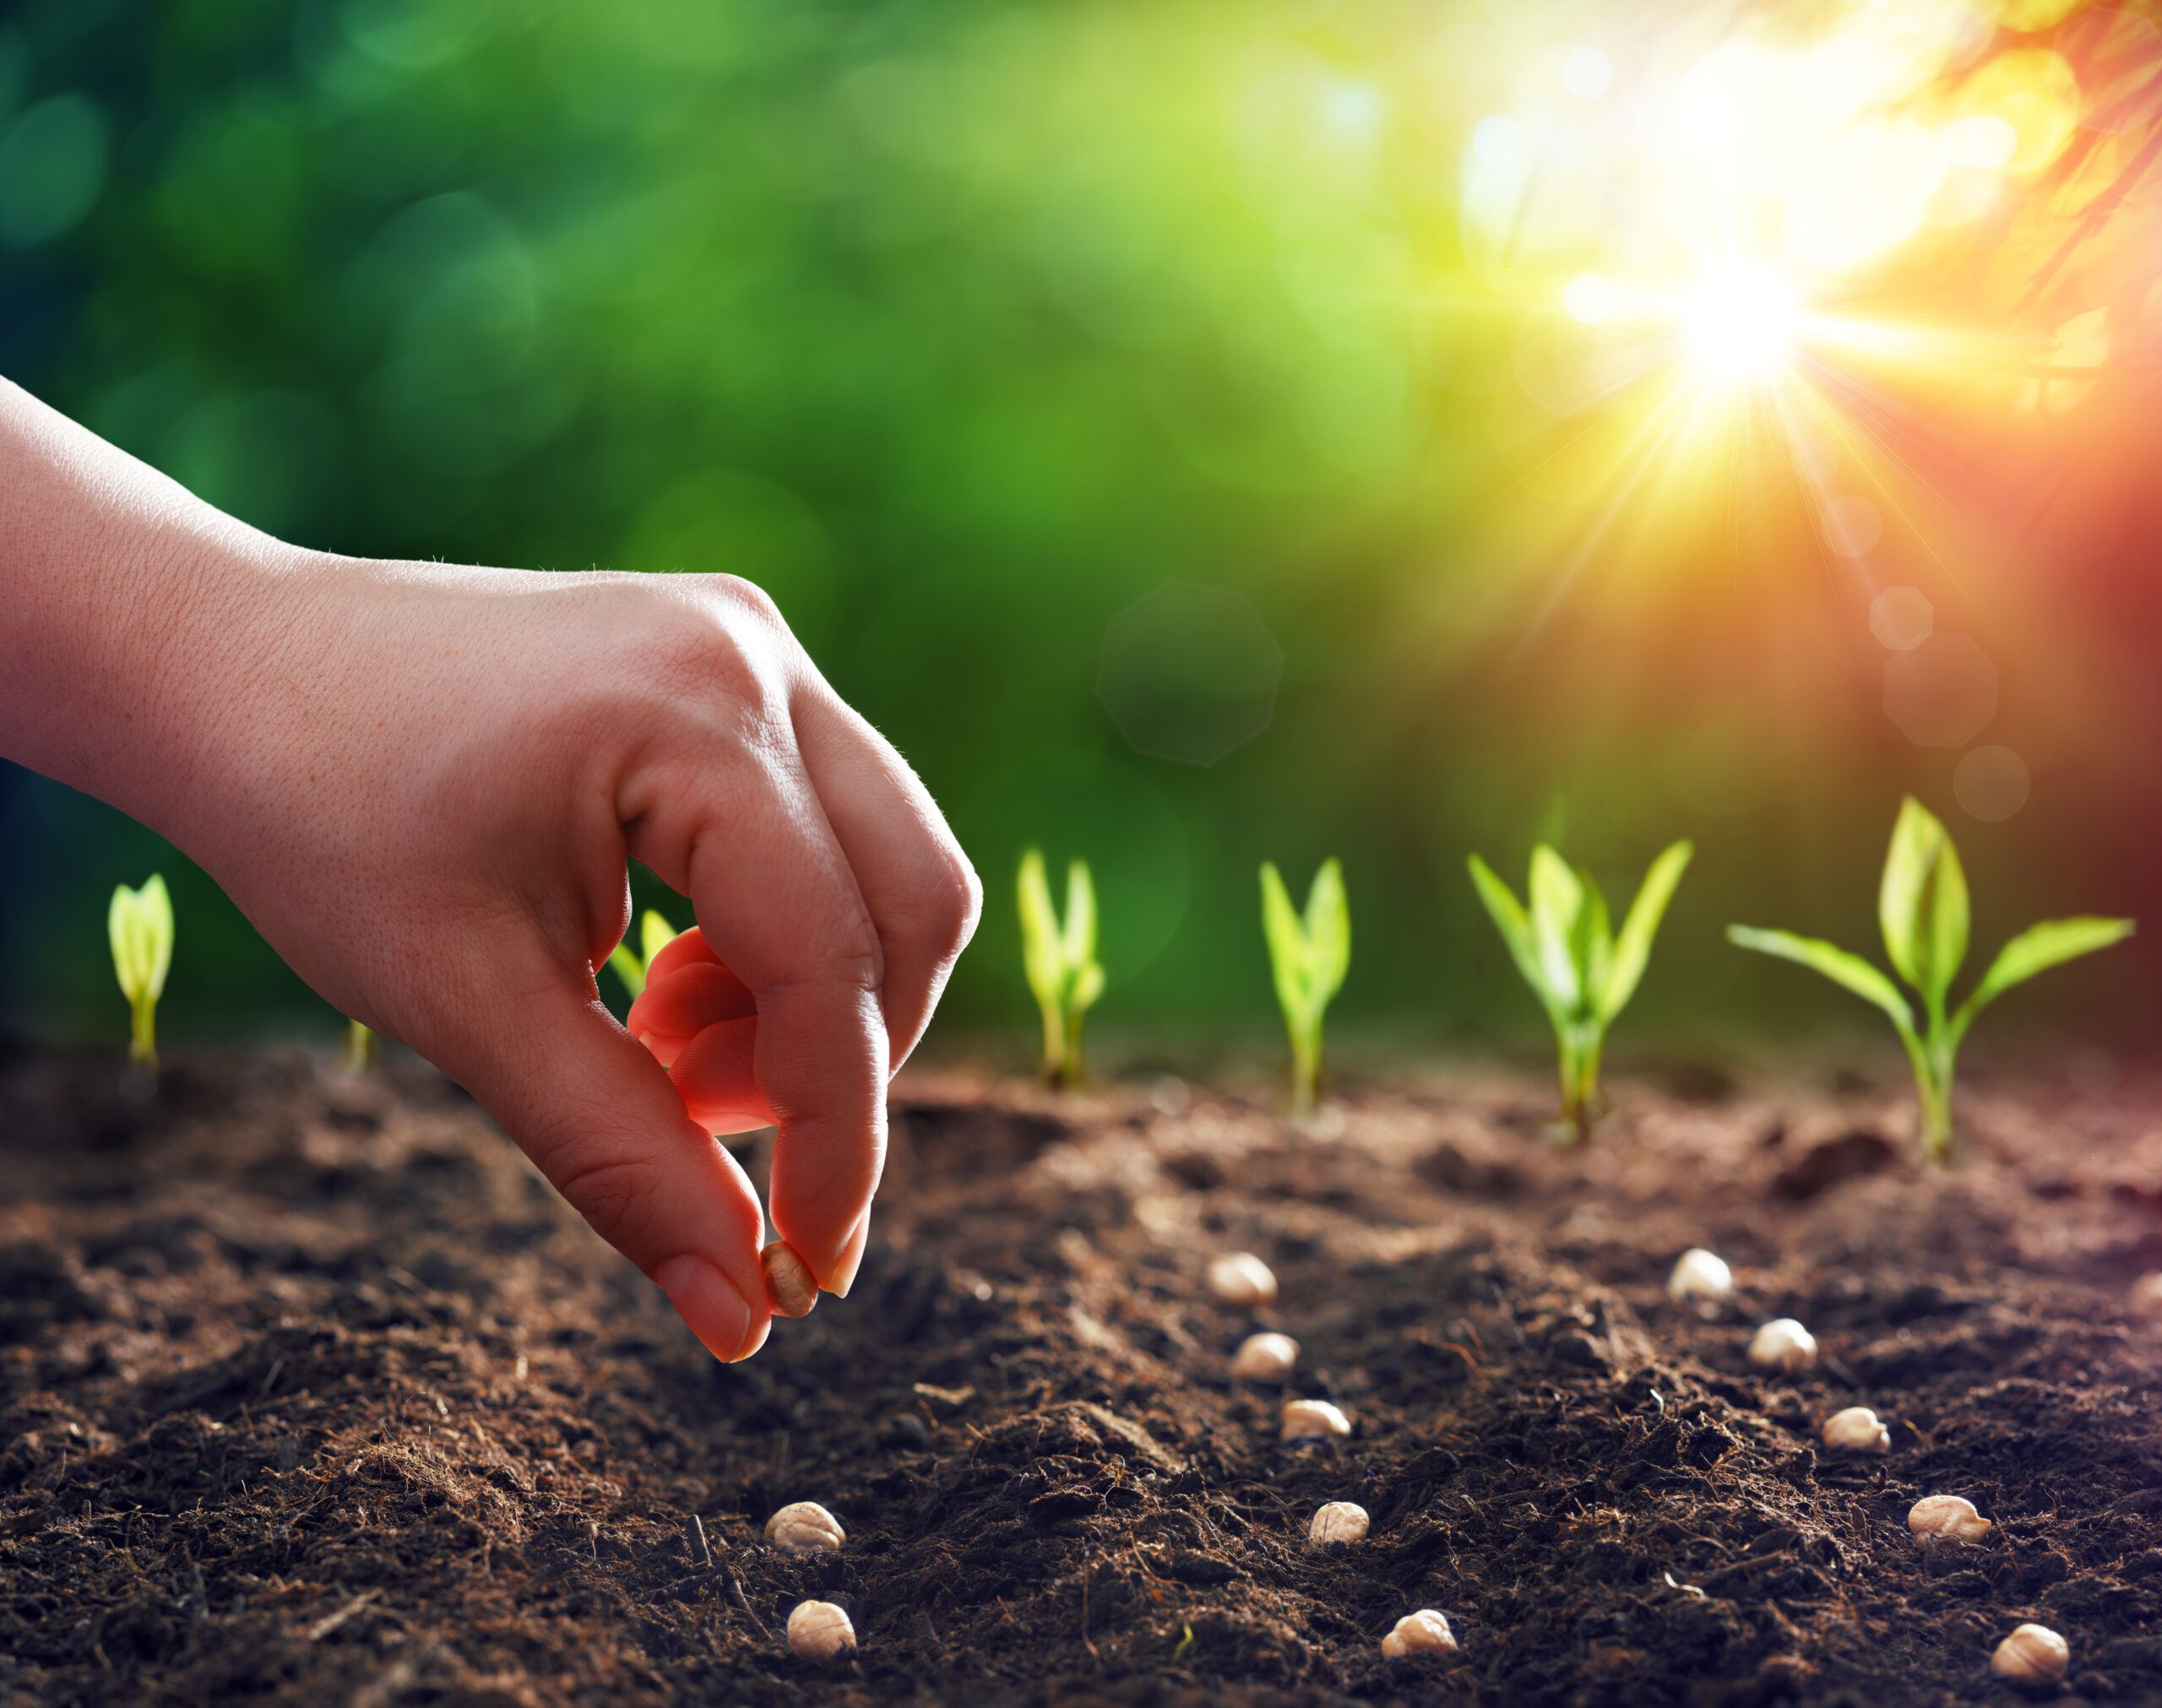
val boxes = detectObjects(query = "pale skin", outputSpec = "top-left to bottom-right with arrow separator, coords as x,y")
0,377 -> 982,1364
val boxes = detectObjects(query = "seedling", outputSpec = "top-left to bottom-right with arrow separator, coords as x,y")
1467,840 -> 1693,1143
343,1020 -> 377,1074
606,908 -> 682,999
108,874 -> 173,1070
1728,796 -> 2132,1163
1018,849 -> 1102,1087
1259,859 -> 1350,1115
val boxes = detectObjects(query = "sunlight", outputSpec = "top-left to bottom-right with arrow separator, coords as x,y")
1681,266 -> 1801,382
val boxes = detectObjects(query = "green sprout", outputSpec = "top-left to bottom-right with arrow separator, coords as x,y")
1468,840 -> 1693,1144
606,908 -> 682,999
1729,795 -> 2132,1163
343,1020 -> 378,1074
108,873 -> 174,1071
1019,849 -> 1103,1087
1259,859 -> 1350,1116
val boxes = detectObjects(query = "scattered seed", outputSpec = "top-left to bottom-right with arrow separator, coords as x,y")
765,1500 -> 845,1554
1381,1609 -> 1457,1659
1746,1318 -> 1817,1374
1209,1253 -> 1278,1308
1281,1398 -> 1350,1441
1232,1332 -> 1299,1382
1820,1406 -> 1889,1453
786,1599 -> 856,1661
2131,1272 -> 2162,1318
1666,1248 -> 1733,1304
1990,1622 -> 2069,1685
1307,1500 -> 1368,1548
762,1243 -> 818,1319
1908,1494 -> 1992,1545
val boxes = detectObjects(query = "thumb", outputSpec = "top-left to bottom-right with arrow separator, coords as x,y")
443,961 -> 774,1364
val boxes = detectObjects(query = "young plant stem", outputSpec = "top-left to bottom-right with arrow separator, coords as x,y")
128,996 -> 156,1071
1290,1035 -> 1319,1119
344,1020 -> 378,1075
1057,1004 -> 1085,1089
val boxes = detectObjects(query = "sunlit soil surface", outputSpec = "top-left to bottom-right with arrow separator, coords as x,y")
3,1050 -> 2160,1705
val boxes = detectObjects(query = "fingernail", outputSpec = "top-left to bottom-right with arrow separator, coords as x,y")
821,1209 -> 872,1299
652,1254 -> 758,1363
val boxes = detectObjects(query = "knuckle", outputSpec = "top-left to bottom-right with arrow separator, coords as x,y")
547,1147 -> 666,1257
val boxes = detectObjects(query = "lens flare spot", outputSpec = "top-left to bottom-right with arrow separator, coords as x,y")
1821,495 -> 1883,557
1471,113 -> 1523,164
1954,745 -> 2030,821
1870,586 -> 1933,650
1942,114 -> 2018,169
1681,265 -> 1798,380
1563,272 -> 1614,323
1563,49 -> 1613,100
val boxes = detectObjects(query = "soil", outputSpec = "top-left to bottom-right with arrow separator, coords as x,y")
3,1046 -> 2162,1707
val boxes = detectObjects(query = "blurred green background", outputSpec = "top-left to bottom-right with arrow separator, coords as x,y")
3,0 -> 2157,1073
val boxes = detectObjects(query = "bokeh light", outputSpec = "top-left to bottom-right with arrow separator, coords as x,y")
1870,588 -> 1934,651
1562,49 -> 1614,100
1821,496 -> 1884,559
1954,745 -> 2032,821
1885,637 -> 1999,748
1472,113 -> 1524,165
1563,273 -> 1615,325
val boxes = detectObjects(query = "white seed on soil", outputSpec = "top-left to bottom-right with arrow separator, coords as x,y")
762,1241 -> 820,1318
1746,1318 -> 1817,1374
1990,1622 -> 2069,1685
1208,1252 -> 1279,1308
1232,1331 -> 1300,1382
1908,1494 -> 1992,1545
765,1500 -> 845,1553
1307,1501 -> 1369,1548
1820,1407 -> 1889,1453
1281,1398 -> 1351,1440
1381,1610 -> 1457,1659
787,1600 -> 856,1661
1666,1248 -> 1734,1304
2131,1272 -> 2162,1318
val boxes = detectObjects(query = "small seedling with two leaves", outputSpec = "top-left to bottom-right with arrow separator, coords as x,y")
607,908 -> 682,1000
1019,850 -> 1102,1087
1259,859 -> 1350,1116
109,874 -> 173,1071
1468,841 -> 1693,1143
1729,795 -> 2132,1163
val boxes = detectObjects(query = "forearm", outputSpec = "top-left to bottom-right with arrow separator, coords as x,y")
0,375 -> 317,840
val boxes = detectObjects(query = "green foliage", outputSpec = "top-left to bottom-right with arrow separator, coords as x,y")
606,908 -> 682,1000
1469,841 -> 1692,1142
1019,849 -> 1103,1087
1729,796 -> 2133,1161
1259,859 -> 1350,1115
107,872 -> 172,1068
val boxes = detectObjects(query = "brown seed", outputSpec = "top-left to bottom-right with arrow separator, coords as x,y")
1231,1331 -> 1299,1382
765,1500 -> 845,1554
787,1599 -> 856,1660
1990,1623 -> 2068,1685
2131,1272 -> 2162,1318
763,1242 -> 818,1318
1208,1252 -> 1278,1308
1666,1248 -> 1733,1304
1308,1501 -> 1369,1548
1381,1609 -> 1457,1658
1746,1318 -> 1817,1374
1907,1494 -> 1991,1545
1820,1406 -> 1889,1453
1281,1398 -> 1350,1440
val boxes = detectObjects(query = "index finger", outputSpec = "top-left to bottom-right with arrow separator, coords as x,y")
623,744 -> 888,1296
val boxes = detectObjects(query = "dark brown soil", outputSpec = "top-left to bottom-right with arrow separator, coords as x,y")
4,1047 -> 2162,1707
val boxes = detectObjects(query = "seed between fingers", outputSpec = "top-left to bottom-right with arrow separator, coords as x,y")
763,1242 -> 819,1318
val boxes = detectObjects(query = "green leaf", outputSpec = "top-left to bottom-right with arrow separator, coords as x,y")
1727,924 -> 1918,1042
108,874 -> 173,1006
639,908 -> 679,968
1304,857 -> 1350,1010
607,942 -> 647,998
1527,845 -> 1585,1011
1598,841 -> 1692,1022
1017,849 -> 1063,1011
1954,915 -> 2135,1034
1062,859 -> 1097,978
1573,867 -> 1612,1011
1071,958 -> 1105,1013
1469,855 -> 1567,1032
1259,860 -> 1308,1028
1878,797 -> 1967,1006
